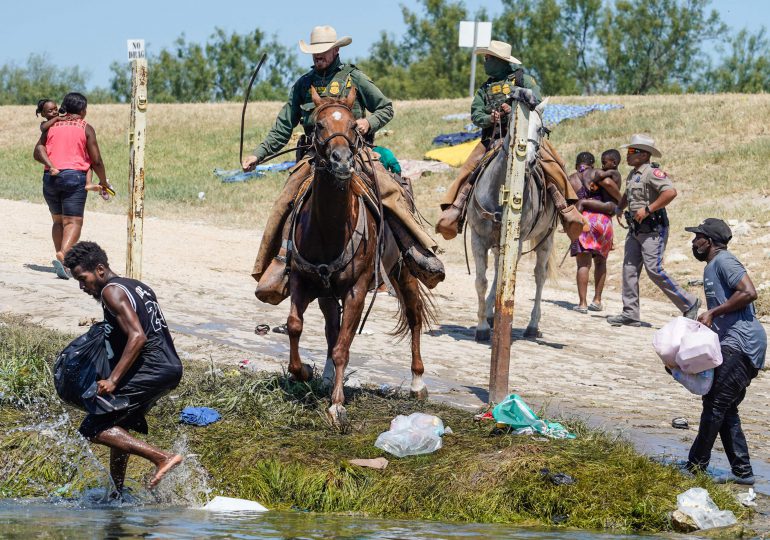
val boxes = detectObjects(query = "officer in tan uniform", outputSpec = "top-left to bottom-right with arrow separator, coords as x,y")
607,134 -> 700,326
243,26 -> 443,304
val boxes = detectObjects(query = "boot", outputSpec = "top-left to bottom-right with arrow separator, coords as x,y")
546,183 -> 588,242
255,217 -> 293,305
255,249 -> 290,305
435,181 -> 473,241
389,217 -> 445,289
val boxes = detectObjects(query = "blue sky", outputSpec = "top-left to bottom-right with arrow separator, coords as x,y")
2,0 -> 765,89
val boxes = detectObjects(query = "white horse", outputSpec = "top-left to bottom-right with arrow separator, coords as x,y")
467,101 -> 556,341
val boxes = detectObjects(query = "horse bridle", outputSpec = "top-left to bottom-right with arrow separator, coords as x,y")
311,102 -> 364,172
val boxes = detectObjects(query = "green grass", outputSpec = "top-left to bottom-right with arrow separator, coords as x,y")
4,95 -> 769,269
0,315 -> 747,532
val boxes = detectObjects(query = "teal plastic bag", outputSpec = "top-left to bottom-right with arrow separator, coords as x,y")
492,394 -> 575,439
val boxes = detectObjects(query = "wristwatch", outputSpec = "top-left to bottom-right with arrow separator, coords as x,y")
644,205 -> 651,216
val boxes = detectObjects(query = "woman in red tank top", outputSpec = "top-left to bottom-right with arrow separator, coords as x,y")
33,93 -> 111,279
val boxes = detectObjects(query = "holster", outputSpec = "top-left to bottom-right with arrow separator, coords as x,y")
625,208 -> 669,234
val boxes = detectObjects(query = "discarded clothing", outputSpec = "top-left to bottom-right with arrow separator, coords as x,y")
372,146 -> 401,174
180,406 -> 221,426
492,394 -> 575,439
398,159 -> 453,181
214,161 -> 296,183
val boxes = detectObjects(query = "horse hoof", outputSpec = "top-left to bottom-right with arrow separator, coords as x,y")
475,328 -> 491,342
291,363 -> 313,382
301,363 -> 313,381
523,327 -> 542,338
410,387 -> 429,401
328,404 -> 348,427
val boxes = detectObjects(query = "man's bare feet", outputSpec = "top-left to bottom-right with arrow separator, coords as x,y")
148,454 -> 183,489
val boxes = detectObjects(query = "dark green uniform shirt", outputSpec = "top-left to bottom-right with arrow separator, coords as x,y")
254,56 -> 394,162
470,67 -> 542,129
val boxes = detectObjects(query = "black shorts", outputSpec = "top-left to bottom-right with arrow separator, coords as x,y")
42,169 -> 88,217
78,357 -> 182,439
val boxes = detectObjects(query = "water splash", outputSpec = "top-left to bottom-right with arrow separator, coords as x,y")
1,397 -> 114,500
149,434 -> 213,507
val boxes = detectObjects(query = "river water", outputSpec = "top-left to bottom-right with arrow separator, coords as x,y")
0,500 -> 647,539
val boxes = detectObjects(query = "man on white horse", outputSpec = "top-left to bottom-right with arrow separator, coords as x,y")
435,40 -> 584,242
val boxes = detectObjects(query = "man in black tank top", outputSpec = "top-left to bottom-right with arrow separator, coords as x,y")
64,241 -> 183,495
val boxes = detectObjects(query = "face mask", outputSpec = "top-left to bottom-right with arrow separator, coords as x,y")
484,56 -> 512,79
692,242 -> 710,262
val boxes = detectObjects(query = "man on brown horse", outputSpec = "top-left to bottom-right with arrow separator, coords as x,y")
243,26 -> 444,304
434,40 -> 584,242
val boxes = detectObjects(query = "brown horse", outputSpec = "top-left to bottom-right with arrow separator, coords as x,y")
286,87 -> 433,425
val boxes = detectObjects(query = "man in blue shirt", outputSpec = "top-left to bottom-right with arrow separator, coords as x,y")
685,218 -> 766,485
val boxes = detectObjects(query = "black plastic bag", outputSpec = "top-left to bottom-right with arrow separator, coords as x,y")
53,322 -> 128,414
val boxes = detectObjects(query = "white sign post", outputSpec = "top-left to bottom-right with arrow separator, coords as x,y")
127,39 -> 146,61
126,39 -> 147,279
458,21 -> 492,98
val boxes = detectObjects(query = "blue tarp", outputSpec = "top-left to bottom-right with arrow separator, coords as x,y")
214,161 -> 297,183
433,104 -> 624,147
431,131 -> 482,146
541,103 -> 623,127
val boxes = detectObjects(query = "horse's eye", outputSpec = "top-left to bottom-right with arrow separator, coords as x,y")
315,121 -> 325,131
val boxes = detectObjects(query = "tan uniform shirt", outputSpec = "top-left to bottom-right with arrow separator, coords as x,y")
625,162 -> 673,212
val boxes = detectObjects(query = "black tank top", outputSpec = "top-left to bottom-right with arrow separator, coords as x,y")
101,277 -> 181,381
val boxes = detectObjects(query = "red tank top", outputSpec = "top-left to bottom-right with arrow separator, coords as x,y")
46,117 -> 91,171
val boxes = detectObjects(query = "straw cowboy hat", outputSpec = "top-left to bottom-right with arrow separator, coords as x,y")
299,26 -> 352,54
475,40 -> 521,64
620,133 -> 662,157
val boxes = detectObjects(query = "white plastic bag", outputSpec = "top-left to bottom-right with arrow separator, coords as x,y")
374,413 -> 449,458
203,496 -> 268,512
676,324 -> 723,374
652,317 -> 699,368
677,487 -> 737,530
671,367 -> 714,395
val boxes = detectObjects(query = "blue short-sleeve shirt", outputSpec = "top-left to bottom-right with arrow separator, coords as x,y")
703,250 -> 766,369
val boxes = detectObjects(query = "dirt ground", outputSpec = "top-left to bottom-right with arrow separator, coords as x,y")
1,198 -> 768,500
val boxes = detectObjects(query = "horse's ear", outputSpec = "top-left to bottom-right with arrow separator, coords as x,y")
344,86 -> 357,110
311,86 -> 322,107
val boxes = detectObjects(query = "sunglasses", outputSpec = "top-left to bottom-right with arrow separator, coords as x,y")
626,148 -> 644,155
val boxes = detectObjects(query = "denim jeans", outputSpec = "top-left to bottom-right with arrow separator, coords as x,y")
688,346 -> 759,478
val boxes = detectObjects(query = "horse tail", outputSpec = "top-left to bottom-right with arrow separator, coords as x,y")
392,279 -> 438,341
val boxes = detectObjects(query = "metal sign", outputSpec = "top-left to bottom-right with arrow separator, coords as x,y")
127,39 -> 146,61
458,21 -> 491,48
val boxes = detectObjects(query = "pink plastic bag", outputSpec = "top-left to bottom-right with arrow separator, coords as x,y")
676,324 -> 723,374
652,317 -> 700,369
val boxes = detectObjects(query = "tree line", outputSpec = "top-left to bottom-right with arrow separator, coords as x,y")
2,0 -> 768,105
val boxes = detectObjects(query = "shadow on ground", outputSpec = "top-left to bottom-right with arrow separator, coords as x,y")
24,263 -> 56,275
